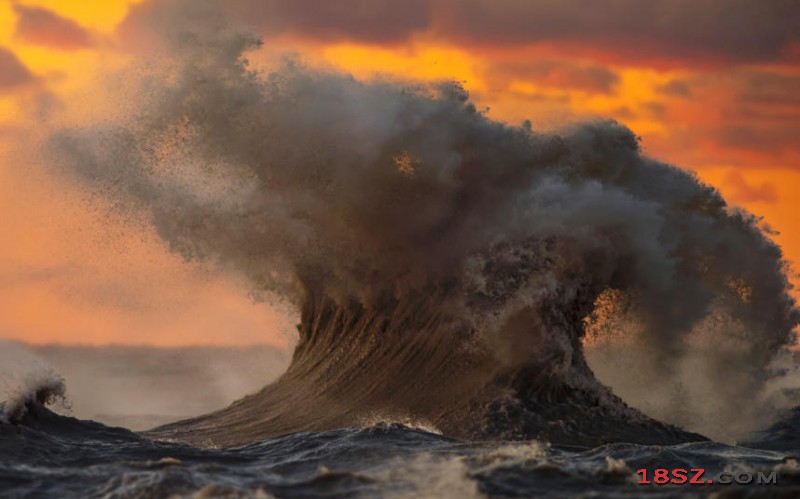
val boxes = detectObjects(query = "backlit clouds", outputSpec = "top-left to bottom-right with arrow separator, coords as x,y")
723,171 -> 778,204
238,0 -> 432,43
119,0 -> 432,46
714,123 -> 800,155
655,79 -> 692,97
669,69 -> 800,160
488,60 -> 620,94
13,4 -> 94,50
439,0 -> 799,65
737,71 -> 800,108
116,0 -> 799,67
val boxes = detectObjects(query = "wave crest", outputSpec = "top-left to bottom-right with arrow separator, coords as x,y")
1,372 -> 67,424
47,6 -> 798,447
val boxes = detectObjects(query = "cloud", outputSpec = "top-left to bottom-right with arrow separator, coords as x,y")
515,92 -> 572,104
642,69 -> 800,167
641,101 -> 667,117
737,71 -> 800,107
119,0 -> 432,46
0,47 -> 36,90
611,106 -> 635,120
723,171 -> 778,204
13,4 -> 94,50
438,0 -> 799,65
239,0 -> 432,43
656,79 -> 692,97
714,123 -> 800,155
118,0 -> 799,68
704,70 -> 800,156
491,60 -> 620,94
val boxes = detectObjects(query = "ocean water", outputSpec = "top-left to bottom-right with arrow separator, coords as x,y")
3,401 -> 800,498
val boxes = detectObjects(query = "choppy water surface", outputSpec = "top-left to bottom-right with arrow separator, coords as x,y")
3,402 -> 800,498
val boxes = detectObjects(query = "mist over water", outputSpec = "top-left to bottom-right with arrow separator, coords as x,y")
38,0 -> 800,448
0,341 -> 289,430
583,292 -> 800,441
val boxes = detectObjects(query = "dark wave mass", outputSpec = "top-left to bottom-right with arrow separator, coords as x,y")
41,7 -> 798,451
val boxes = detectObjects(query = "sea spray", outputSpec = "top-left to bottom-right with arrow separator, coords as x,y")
45,0 -> 798,446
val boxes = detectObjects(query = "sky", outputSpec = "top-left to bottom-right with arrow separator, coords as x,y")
0,0 -> 798,346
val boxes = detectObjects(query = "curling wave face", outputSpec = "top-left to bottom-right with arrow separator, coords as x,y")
48,23 -> 797,447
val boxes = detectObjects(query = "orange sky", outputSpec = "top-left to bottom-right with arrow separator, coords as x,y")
0,0 -> 798,346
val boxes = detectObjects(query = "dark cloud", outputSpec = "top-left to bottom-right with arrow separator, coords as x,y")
439,0 -> 799,64
0,47 -> 36,90
723,171 -> 778,204
491,60 -> 620,94
239,0 -> 432,43
724,105 -> 799,124
120,0 -> 432,45
709,70 -> 800,157
737,72 -> 800,107
119,0 -> 798,66
611,106 -> 635,120
516,92 -> 571,104
714,123 -> 800,155
13,4 -> 94,50
641,101 -> 667,117
656,80 -> 692,97
659,69 -> 800,161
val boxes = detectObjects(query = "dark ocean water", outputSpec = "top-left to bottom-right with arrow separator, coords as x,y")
3,403 -> 800,499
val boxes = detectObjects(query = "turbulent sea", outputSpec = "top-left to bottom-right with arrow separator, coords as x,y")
4,400 -> 800,498
5,1 -> 800,496
3,346 -> 800,499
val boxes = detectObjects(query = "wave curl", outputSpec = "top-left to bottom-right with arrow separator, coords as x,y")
48,4 -> 798,447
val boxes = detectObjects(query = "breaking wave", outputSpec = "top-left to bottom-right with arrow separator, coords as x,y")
46,4 -> 798,448
0,341 -> 69,424
0,376 -> 66,425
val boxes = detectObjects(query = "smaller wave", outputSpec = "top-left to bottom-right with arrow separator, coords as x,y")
0,372 -> 68,424
358,415 -> 444,436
